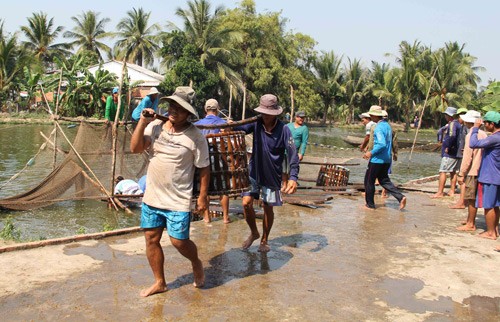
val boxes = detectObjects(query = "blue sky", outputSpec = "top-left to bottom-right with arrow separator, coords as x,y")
2,0 -> 498,87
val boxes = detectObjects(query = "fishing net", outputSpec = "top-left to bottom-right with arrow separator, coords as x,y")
0,122 -> 148,210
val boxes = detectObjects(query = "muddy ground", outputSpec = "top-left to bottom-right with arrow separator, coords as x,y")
0,181 -> 499,321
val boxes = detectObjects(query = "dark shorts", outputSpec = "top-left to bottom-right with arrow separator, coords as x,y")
464,176 -> 478,200
141,203 -> 191,240
242,177 -> 283,206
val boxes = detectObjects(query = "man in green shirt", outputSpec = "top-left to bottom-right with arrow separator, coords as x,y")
105,87 -> 125,122
287,111 -> 309,161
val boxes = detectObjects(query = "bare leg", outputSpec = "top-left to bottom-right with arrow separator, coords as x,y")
140,228 -> 168,297
221,195 -> 231,223
447,172 -> 457,197
202,196 -> 211,223
449,182 -> 466,208
431,172 -> 448,198
456,199 -> 477,231
169,236 -> 205,288
259,204 -> 274,252
478,208 -> 498,240
242,195 -> 260,249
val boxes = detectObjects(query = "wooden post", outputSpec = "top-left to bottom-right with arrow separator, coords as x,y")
290,85 -> 295,122
52,70 -> 64,169
242,86 -> 247,120
111,60 -> 127,195
228,84 -> 233,120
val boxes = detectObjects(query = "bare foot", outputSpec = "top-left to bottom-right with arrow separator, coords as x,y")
223,216 -> 232,224
258,242 -> 271,253
203,216 -> 211,223
478,232 -> 497,240
192,259 -> 205,288
242,233 -> 260,249
399,197 -> 407,210
363,205 -> 375,211
494,246 -> 500,252
430,193 -> 447,199
456,224 -> 476,231
140,281 -> 167,297
449,204 -> 465,209
447,191 -> 455,197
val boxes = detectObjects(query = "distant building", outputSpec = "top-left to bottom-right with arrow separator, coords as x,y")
87,60 -> 165,99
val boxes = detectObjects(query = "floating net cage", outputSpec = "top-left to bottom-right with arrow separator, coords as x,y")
0,122 -> 148,211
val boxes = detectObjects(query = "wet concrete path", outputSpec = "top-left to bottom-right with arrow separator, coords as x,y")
1,186 -> 499,321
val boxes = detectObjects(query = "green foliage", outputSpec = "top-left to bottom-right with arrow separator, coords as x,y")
76,227 -> 86,235
102,223 -> 115,232
480,81 -> 500,112
159,45 -> 218,113
0,216 -> 21,241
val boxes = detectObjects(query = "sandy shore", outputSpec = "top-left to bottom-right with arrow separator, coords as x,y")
0,179 -> 499,321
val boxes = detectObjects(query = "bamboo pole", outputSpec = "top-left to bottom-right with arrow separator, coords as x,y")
290,85 -> 295,122
111,61 -> 127,194
52,69 -> 64,170
408,66 -> 439,165
242,86 -> 247,120
228,84 -> 233,120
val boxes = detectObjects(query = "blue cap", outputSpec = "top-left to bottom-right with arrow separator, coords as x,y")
112,87 -> 119,94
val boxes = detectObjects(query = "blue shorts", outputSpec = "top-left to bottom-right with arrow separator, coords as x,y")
476,183 -> 500,209
141,203 -> 191,240
242,177 -> 283,206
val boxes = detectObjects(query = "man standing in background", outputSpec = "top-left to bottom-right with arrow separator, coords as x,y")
287,111 -> 309,161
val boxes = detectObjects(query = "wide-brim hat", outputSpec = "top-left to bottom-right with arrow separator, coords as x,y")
359,112 -> 371,119
367,105 -> 384,116
161,86 -> 198,118
148,87 -> 160,95
460,110 -> 481,123
254,94 -> 283,116
442,106 -> 457,117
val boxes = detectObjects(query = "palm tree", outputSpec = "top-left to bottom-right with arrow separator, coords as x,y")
20,12 -> 71,67
428,42 -> 483,126
63,11 -> 112,61
391,40 -> 430,130
169,0 -> 243,94
343,58 -> 369,124
0,22 -> 30,102
312,51 -> 344,124
114,8 -> 160,67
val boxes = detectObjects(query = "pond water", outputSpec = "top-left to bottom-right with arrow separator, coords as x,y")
0,123 -> 441,241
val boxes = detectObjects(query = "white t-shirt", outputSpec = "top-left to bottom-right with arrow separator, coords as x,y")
365,121 -> 376,135
142,120 -> 210,211
114,179 -> 143,195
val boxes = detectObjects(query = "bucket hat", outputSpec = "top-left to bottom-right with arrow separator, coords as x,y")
161,86 -> 198,117
254,94 -> 283,116
460,110 -> 481,123
442,106 -> 457,117
359,112 -> 371,119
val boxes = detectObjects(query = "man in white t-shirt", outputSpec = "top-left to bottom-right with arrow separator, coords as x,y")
359,112 -> 375,151
130,86 -> 210,297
